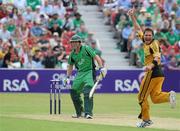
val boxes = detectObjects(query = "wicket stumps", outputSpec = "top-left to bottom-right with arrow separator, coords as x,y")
50,79 -> 61,115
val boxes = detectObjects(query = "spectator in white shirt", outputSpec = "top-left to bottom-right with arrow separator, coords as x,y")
52,1 -> 66,19
22,6 -> 35,22
40,0 -> 53,16
0,24 -> 11,42
13,0 -> 27,11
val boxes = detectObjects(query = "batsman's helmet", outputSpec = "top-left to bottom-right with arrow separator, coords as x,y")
70,35 -> 82,43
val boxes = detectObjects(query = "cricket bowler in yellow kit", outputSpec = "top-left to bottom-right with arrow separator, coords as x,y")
128,8 -> 176,128
64,35 -> 107,119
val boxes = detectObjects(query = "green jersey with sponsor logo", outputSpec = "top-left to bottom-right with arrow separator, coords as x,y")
68,45 -> 96,72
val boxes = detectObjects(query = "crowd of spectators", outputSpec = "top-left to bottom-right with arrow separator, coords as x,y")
100,0 -> 180,70
0,0 -> 179,70
0,0 -> 102,69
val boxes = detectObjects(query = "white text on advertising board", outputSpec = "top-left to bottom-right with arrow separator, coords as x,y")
3,79 -> 29,91
115,79 -> 140,92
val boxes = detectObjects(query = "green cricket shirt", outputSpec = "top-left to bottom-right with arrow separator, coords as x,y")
68,45 -> 96,72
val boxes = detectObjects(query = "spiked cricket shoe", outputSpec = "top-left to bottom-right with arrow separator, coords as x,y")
170,91 -> 176,108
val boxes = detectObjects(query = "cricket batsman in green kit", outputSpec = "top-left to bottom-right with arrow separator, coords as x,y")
64,35 -> 107,119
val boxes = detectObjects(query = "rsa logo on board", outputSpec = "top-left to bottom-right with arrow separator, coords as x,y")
114,72 -> 145,92
3,71 -> 39,92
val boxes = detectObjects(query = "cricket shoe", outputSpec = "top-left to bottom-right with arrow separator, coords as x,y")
72,112 -> 85,118
85,114 -> 93,119
169,91 -> 176,108
136,120 -> 153,128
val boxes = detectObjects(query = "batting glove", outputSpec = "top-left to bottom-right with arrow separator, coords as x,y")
98,67 -> 107,80
63,76 -> 70,86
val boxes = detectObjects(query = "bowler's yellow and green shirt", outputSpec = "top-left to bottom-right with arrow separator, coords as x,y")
138,31 -> 164,77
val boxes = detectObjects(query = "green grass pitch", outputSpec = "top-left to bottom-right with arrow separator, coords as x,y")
0,93 -> 179,131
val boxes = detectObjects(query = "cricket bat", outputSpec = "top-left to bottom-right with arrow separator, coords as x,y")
89,76 -> 101,98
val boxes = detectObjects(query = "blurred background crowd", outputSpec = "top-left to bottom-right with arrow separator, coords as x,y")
0,0 -> 179,70
0,0 -> 102,69
100,0 -> 180,70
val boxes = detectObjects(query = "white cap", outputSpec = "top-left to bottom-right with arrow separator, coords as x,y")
140,7 -> 146,12
36,19 -> 41,24
53,32 -> 59,36
118,6 -> 124,10
170,11 -> 175,15
36,5 -> 41,9
3,39 -> 8,43
27,6 -> 31,9
149,0 -> 155,3
146,13 -> 152,18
